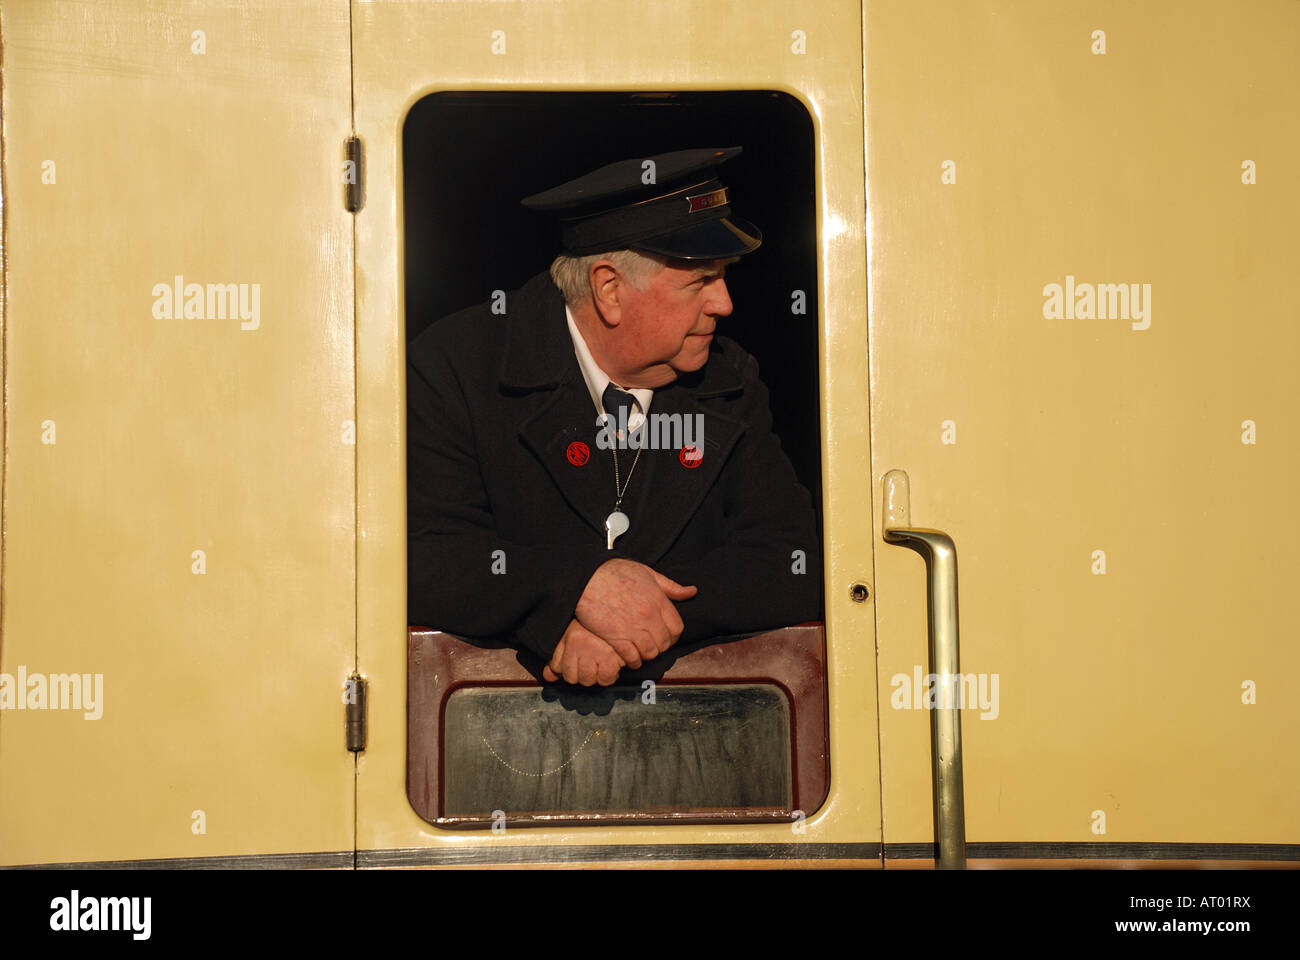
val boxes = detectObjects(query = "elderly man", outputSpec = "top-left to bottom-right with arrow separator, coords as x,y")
407,147 -> 821,686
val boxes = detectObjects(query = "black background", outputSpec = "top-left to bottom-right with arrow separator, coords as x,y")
3,866 -> 1290,945
402,91 -> 822,520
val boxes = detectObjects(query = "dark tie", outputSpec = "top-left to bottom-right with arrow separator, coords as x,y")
602,384 -> 636,439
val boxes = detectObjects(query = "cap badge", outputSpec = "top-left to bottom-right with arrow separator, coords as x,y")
686,187 -> 729,214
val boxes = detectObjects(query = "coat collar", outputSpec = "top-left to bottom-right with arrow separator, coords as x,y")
503,271 -> 749,560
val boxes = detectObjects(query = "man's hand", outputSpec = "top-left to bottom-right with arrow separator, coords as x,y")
574,559 -> 698,669
543,619 -> 627,686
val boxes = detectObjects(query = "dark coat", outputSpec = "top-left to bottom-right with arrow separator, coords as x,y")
407,270 -> 822,661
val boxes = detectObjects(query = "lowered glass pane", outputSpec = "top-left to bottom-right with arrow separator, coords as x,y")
442,683 -> 792,818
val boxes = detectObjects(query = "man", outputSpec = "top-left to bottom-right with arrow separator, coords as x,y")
407,146 -> 821,686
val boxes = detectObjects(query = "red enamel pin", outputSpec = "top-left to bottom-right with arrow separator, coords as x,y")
566,441 -> 590,466
679,445 -> 702,469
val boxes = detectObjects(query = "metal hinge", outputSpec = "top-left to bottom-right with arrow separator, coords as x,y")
343,136 -> 364,213
344,673 -> 367,752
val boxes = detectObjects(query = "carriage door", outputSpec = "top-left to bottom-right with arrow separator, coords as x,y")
0,2 -> 357,866
350,0 -> 882,864
867,1 -> 1300,866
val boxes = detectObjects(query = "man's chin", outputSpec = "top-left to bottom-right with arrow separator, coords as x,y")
670,353 -> 710,377
685,337 -> 716,360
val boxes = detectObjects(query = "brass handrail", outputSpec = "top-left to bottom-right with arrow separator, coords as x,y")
881,469 -> 967,869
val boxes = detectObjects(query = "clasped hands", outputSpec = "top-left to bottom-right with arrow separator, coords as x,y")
542,558 -> 697,686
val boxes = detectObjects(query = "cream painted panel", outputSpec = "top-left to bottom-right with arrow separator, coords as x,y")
0,0 -> 355,864
868,0 -> 1300,846
352,0 -> 877,856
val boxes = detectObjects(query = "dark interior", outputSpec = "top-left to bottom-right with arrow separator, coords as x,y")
401,90 -> 822,520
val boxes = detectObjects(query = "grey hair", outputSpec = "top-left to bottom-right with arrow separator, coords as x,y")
549,249 -> 665,305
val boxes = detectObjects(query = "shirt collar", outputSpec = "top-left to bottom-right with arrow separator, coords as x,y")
565,304 -> 654,422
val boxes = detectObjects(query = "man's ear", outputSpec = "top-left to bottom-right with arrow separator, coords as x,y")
588,260 -> 625,325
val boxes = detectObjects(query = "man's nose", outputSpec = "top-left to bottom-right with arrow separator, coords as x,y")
709,279 -> 734,317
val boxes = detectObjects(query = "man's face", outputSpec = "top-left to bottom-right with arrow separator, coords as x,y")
614,257 -> 737,387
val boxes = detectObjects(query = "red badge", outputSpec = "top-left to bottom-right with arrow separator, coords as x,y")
566,441 -> 590,466
679,445 -> 703,469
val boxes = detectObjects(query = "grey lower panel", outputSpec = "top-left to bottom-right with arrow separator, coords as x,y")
885,842 -> 1300,861
7,844 -> 880,870
9,842 -> 1298,869
6,851 -> 355,870
442,684 -> 792,817
358,842 -> 883,868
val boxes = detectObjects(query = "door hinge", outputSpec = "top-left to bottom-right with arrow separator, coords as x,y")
344,672 -> 367,753
344,135 -> 364,213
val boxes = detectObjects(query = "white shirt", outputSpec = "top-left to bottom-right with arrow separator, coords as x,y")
565,305 -> 654,431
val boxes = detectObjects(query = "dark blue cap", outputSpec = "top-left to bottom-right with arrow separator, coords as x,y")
521,146 -> 762,260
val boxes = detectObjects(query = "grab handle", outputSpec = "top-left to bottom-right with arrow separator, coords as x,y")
882,469 -> 967,870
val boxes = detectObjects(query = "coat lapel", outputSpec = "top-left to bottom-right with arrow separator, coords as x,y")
518,377 -> 619,539
504,271 -> 749,557
506,274 -> 613,540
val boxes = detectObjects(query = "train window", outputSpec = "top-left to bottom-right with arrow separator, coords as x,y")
404,91 -> 824,827
445,685 -> 792,816
407,624 -> 828,827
